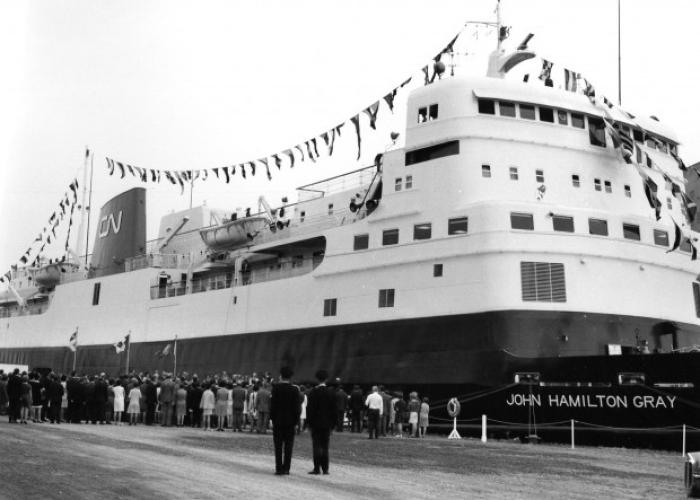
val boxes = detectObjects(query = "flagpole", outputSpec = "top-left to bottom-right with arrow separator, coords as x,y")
189,177 -> 194,209
84,151 -> 94,268
126,330 -> 131,374
173,335 -> 178,376
617,0 -> 622,105
72,326 -> 78,372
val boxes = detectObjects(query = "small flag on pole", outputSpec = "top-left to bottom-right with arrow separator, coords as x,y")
68,329 -> 78,352
114,333 -> 130,354
155,343 -> 172,358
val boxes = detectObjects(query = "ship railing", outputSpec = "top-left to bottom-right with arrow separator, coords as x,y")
126,253 -> 192,272
296,165 -> 376,201
253,206 -> 359,246
0,302 -> 50,318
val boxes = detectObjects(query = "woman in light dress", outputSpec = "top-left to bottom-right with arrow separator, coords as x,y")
127,384 -> 141,426
200,384 -> 215,431
60,375 -> 68,423
226,382 -> 234,430
175,381 -> 188,427
113,382 -> 125,425
297,385 -> 307,434
419,397 -> 430,437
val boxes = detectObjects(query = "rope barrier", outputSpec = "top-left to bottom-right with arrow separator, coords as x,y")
427,383 -> 520,412
486,417 -> 572,427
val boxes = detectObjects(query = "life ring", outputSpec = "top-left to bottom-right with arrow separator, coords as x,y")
447,398 -> 461,418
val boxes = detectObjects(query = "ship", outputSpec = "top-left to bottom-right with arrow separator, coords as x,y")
2,4 -> 700,446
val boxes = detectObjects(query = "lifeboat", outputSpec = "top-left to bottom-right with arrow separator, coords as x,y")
34,262 -> 80,287
199,216 -> 269,250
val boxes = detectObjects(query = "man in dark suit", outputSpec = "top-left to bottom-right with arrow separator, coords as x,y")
93,374 -> 108,424
143,377 -> 158,425
305,369 -> 337,475
159,373 -> 176,426
270,366 -> 301,475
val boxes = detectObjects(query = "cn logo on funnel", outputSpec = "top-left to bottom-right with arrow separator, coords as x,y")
99,211 -> 123,238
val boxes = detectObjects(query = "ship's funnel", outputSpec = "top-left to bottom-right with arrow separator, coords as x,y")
89,188 -> 146,278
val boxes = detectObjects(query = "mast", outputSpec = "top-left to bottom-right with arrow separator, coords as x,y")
617,0 -> 622,105
85,152 -> 94,267
75,147 -> 90,260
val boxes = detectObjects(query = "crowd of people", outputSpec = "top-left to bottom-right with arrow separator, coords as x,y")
0,368 -> 430,438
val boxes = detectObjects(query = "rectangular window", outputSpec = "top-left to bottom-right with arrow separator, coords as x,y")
418,107 -> 427,123
448,217 -> 469,235
323,298 -> 337,317
382,228 -> 399,246
292,255 -> 304,268
646,137 -> 656,149
539,107 -> 554,123
571,174 -> 580,187
588,116 -> 607,147
694,283 -> 700,318
666,197 -> 672,210
405,175 -> 413,189
624,185 -> 631,198
499,101 -> 516,117
353,234 -> 369,250
395,177 -> 402,191
433,264 -> 443,277
413,223 -> 432,240
589,218 -> 609,236
509,167 -> 519,180
92,282 -> 101,306
594,179 -> 602,191
328,203 -> 334,215
521,261 -> 566,302
552,215 -> 574,233
405,140 -> 460,166
520,104 -> 536,120
653,229 -> 669,247
378,288 -> 395,308
623,223 -> 641,241
557,109 -> 568,125
633,129 -> 644,142
571,113 -> 585,129
604,180 -> 612,193
300,211 -> 306,223
481,164 -> 491,178
478,99 -> 495,114
536,170 -> 545,183
429,104 -> 438,120
511,212 -> 534,230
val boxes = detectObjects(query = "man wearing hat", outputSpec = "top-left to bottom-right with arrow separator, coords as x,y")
305,369 -> 337,475
270,366 -> 301,475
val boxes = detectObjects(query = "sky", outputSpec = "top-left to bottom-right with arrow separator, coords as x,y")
1,0 -> 698,281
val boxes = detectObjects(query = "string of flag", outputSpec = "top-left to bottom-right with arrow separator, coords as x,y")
0,176 -> 81,284
103,29 -> 465,192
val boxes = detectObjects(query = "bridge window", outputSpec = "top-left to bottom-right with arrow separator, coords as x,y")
405,140 -> 460,166
571,174 -> 580,187
482,164 -> 492,178
478,99 -> 495,114
509,167 -> 519,180
429,104 -> 438,120
653,229 -> 668,247
623,223 -> 641,241
633,129 -> 644,142
571,113 -> 585,129
588,116 -> 606,147
499,101 -> 516,117
589,218 -> 609,236
539,107 -> 554,123
520,104 -> 536,120
418,107 -> 427,123
604,180 -> 612,193
557,109 -> 568,125
448,217 -> 469,235
594,179 -> 602,191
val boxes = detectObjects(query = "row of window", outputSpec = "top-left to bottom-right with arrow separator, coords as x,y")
477,98 -> 677,155
353,213 -> 688,252
394,175 -> 413,191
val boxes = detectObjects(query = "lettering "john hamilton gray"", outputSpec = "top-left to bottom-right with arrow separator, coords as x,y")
505,393 -> 677,409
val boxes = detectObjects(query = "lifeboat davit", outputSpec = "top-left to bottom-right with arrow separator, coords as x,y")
199,216 -> 269,250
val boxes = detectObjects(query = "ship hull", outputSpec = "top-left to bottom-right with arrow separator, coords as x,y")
2,309 -> 700,446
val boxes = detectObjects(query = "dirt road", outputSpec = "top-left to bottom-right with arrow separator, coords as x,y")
0,422 -> 686,499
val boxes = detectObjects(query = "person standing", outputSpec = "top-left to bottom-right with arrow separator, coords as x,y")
188,382 -> 203,428
143,377 -> 158,426
0,372 -> 7,416
215,382 -> 229,431
419,397 -> 430,437
46,374 -> 64,424
127,383 -> 142,426
334,382 -> 347,432
379,386 -> 392,437
7,369 -> 21,423
159,373 -> 176,427
200,383 -> 215,431
93,374 -> 108,424
175,380 -> 188,427
349,385 -> 364,433
306,370 -> 336,475
270,366 -> 301,475
364,386 -> 383,439
231,381 -> 247,432
407,392 -> 421,438
113,381 -> 125,425
256,382 -> 272,434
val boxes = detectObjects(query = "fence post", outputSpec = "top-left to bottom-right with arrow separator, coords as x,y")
571,419 -> 575,449
683,424 -> 687,457
481,414 -> 487,443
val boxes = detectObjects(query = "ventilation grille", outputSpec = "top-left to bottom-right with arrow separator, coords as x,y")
521,262 -> 566,302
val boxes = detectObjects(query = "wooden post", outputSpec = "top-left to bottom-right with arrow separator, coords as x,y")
571,419 -> 575,449
481,414 -> 487,443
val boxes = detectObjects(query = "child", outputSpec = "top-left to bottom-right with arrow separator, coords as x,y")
200,383 -> 215,431
419,397 -> 430,437
407,392 -> 421,438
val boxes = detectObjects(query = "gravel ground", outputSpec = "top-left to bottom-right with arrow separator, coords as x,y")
0,421 -> 687,499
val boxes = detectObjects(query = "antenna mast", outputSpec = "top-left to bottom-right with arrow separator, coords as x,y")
617,0 -> 622,105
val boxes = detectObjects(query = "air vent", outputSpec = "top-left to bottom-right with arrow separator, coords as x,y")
521,262 -> 566,302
